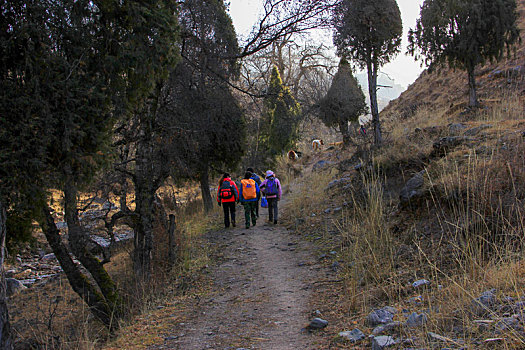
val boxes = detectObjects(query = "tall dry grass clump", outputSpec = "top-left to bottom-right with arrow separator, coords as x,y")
427,134 -> 525,272
376,105 -> 445,170
285,168 -> 336,222
331,168 -> 401,311
341,170 -> 394,283
477,92 -> 523,122
274,154 -> 303,185
414,119 -> 525,346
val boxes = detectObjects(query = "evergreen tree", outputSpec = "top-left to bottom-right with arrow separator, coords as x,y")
166,0 -> 245,212
263,66 -> 301,157
408,0 -> 520,108
333,0 -> 402,145
319,58 -> 367,147
0,0 -> 179,326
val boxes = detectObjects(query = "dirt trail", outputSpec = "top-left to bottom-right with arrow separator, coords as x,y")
163,207 -> 324,350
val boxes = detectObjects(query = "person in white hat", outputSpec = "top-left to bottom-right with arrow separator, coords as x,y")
259,170 -> 282,224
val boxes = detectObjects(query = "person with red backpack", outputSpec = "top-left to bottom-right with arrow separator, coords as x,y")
239,171 -> 261,229
260,170 -> 282,224
217,173 -> 239,228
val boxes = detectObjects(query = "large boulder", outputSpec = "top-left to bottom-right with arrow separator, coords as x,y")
367,307 -> 397,327
399,170 -> 427,207
339,328 -> 366,343
431,136 -> 475,157
471,289 -> 497,316
313,160 -> 334,172
6,278 -> 27,297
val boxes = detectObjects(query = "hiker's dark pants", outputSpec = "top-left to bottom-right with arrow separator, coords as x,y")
222,202 -> 236,227
255,198 -> 260,218
242,202 -> 257,228
267,197 -> 278,222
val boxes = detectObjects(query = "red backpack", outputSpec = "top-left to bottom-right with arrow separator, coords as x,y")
219,180 -> 235,200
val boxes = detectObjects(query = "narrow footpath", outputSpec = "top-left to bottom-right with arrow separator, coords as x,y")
161,207 -> 324,350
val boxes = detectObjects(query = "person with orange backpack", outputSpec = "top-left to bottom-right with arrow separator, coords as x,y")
217,173 -> 239,228
239,171 -> 261,229
246,167 -> 262,218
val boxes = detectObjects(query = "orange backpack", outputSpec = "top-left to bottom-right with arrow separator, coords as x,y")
241,179 -> 257,200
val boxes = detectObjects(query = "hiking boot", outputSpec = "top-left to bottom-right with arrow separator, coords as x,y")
273,220 -> 277,225
232,221 -> 236,227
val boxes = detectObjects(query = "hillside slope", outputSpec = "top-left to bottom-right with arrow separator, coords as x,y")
382,0 -> 525,120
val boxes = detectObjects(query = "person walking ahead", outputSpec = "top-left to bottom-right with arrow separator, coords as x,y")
260,170 -> 282,224
239,171 -> 260,229
247,167 -> 262,218
217,173 -> 239,228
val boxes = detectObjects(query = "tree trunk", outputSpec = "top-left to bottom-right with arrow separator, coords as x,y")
200,166 -> 213,212
367,60 -> 382,145
338,120 -> 354,148
0,201 -> 13,350
63,173 -> 121,319
467,66 -> 478,108
133,177 -> 155,280
168,214 -> 177,267
38,205 -> 116,328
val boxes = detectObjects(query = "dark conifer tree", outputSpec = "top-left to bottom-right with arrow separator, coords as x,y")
166,0 -> 245,212
0,0 -> 179,326
408,0 -> 521,108
333,0 -> 402,145
262,66 -> 301,158
319,58 -> 367,147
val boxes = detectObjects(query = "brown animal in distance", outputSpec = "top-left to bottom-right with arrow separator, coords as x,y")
288,150 -> 302,161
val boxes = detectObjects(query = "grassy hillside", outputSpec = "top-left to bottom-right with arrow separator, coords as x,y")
382,0 -> 525,121
278,2 -> 525,348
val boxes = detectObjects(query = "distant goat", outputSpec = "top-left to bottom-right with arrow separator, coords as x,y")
312,139 -> 324,151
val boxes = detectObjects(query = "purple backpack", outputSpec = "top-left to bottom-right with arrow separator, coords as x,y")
265,177 -> 278,196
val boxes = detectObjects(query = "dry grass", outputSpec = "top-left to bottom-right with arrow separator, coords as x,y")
284,168 -> 336,221
476,92 -> 524,122
10,182 -> 216,349
377,105 -> 444,169
288,89 -> 525,348
320,168 -> 412,325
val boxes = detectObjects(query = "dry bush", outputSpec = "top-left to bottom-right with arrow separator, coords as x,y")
427,134 -> 525,267
333,170 -> 401,309
376,106 -> 446,170
476,92 -> 524,122
284,168 -> 336,222
274,154 -> 304,185
408,129 -> 525,346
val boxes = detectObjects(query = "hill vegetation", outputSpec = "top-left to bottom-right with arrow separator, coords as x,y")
1,0 -> 524,348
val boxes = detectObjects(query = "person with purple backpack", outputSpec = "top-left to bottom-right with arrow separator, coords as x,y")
260,170 -> 282,224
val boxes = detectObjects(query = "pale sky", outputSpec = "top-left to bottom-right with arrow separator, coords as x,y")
228,0 -> 425,89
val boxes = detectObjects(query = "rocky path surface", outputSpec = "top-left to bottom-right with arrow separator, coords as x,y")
162,208 -> 323,350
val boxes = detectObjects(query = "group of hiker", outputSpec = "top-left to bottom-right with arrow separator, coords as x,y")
216,168 -> 282,229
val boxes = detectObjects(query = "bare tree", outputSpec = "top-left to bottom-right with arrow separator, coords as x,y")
239,0 -> 337,58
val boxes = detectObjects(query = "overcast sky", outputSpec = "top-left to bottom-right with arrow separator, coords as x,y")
228,0 -> 425,89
